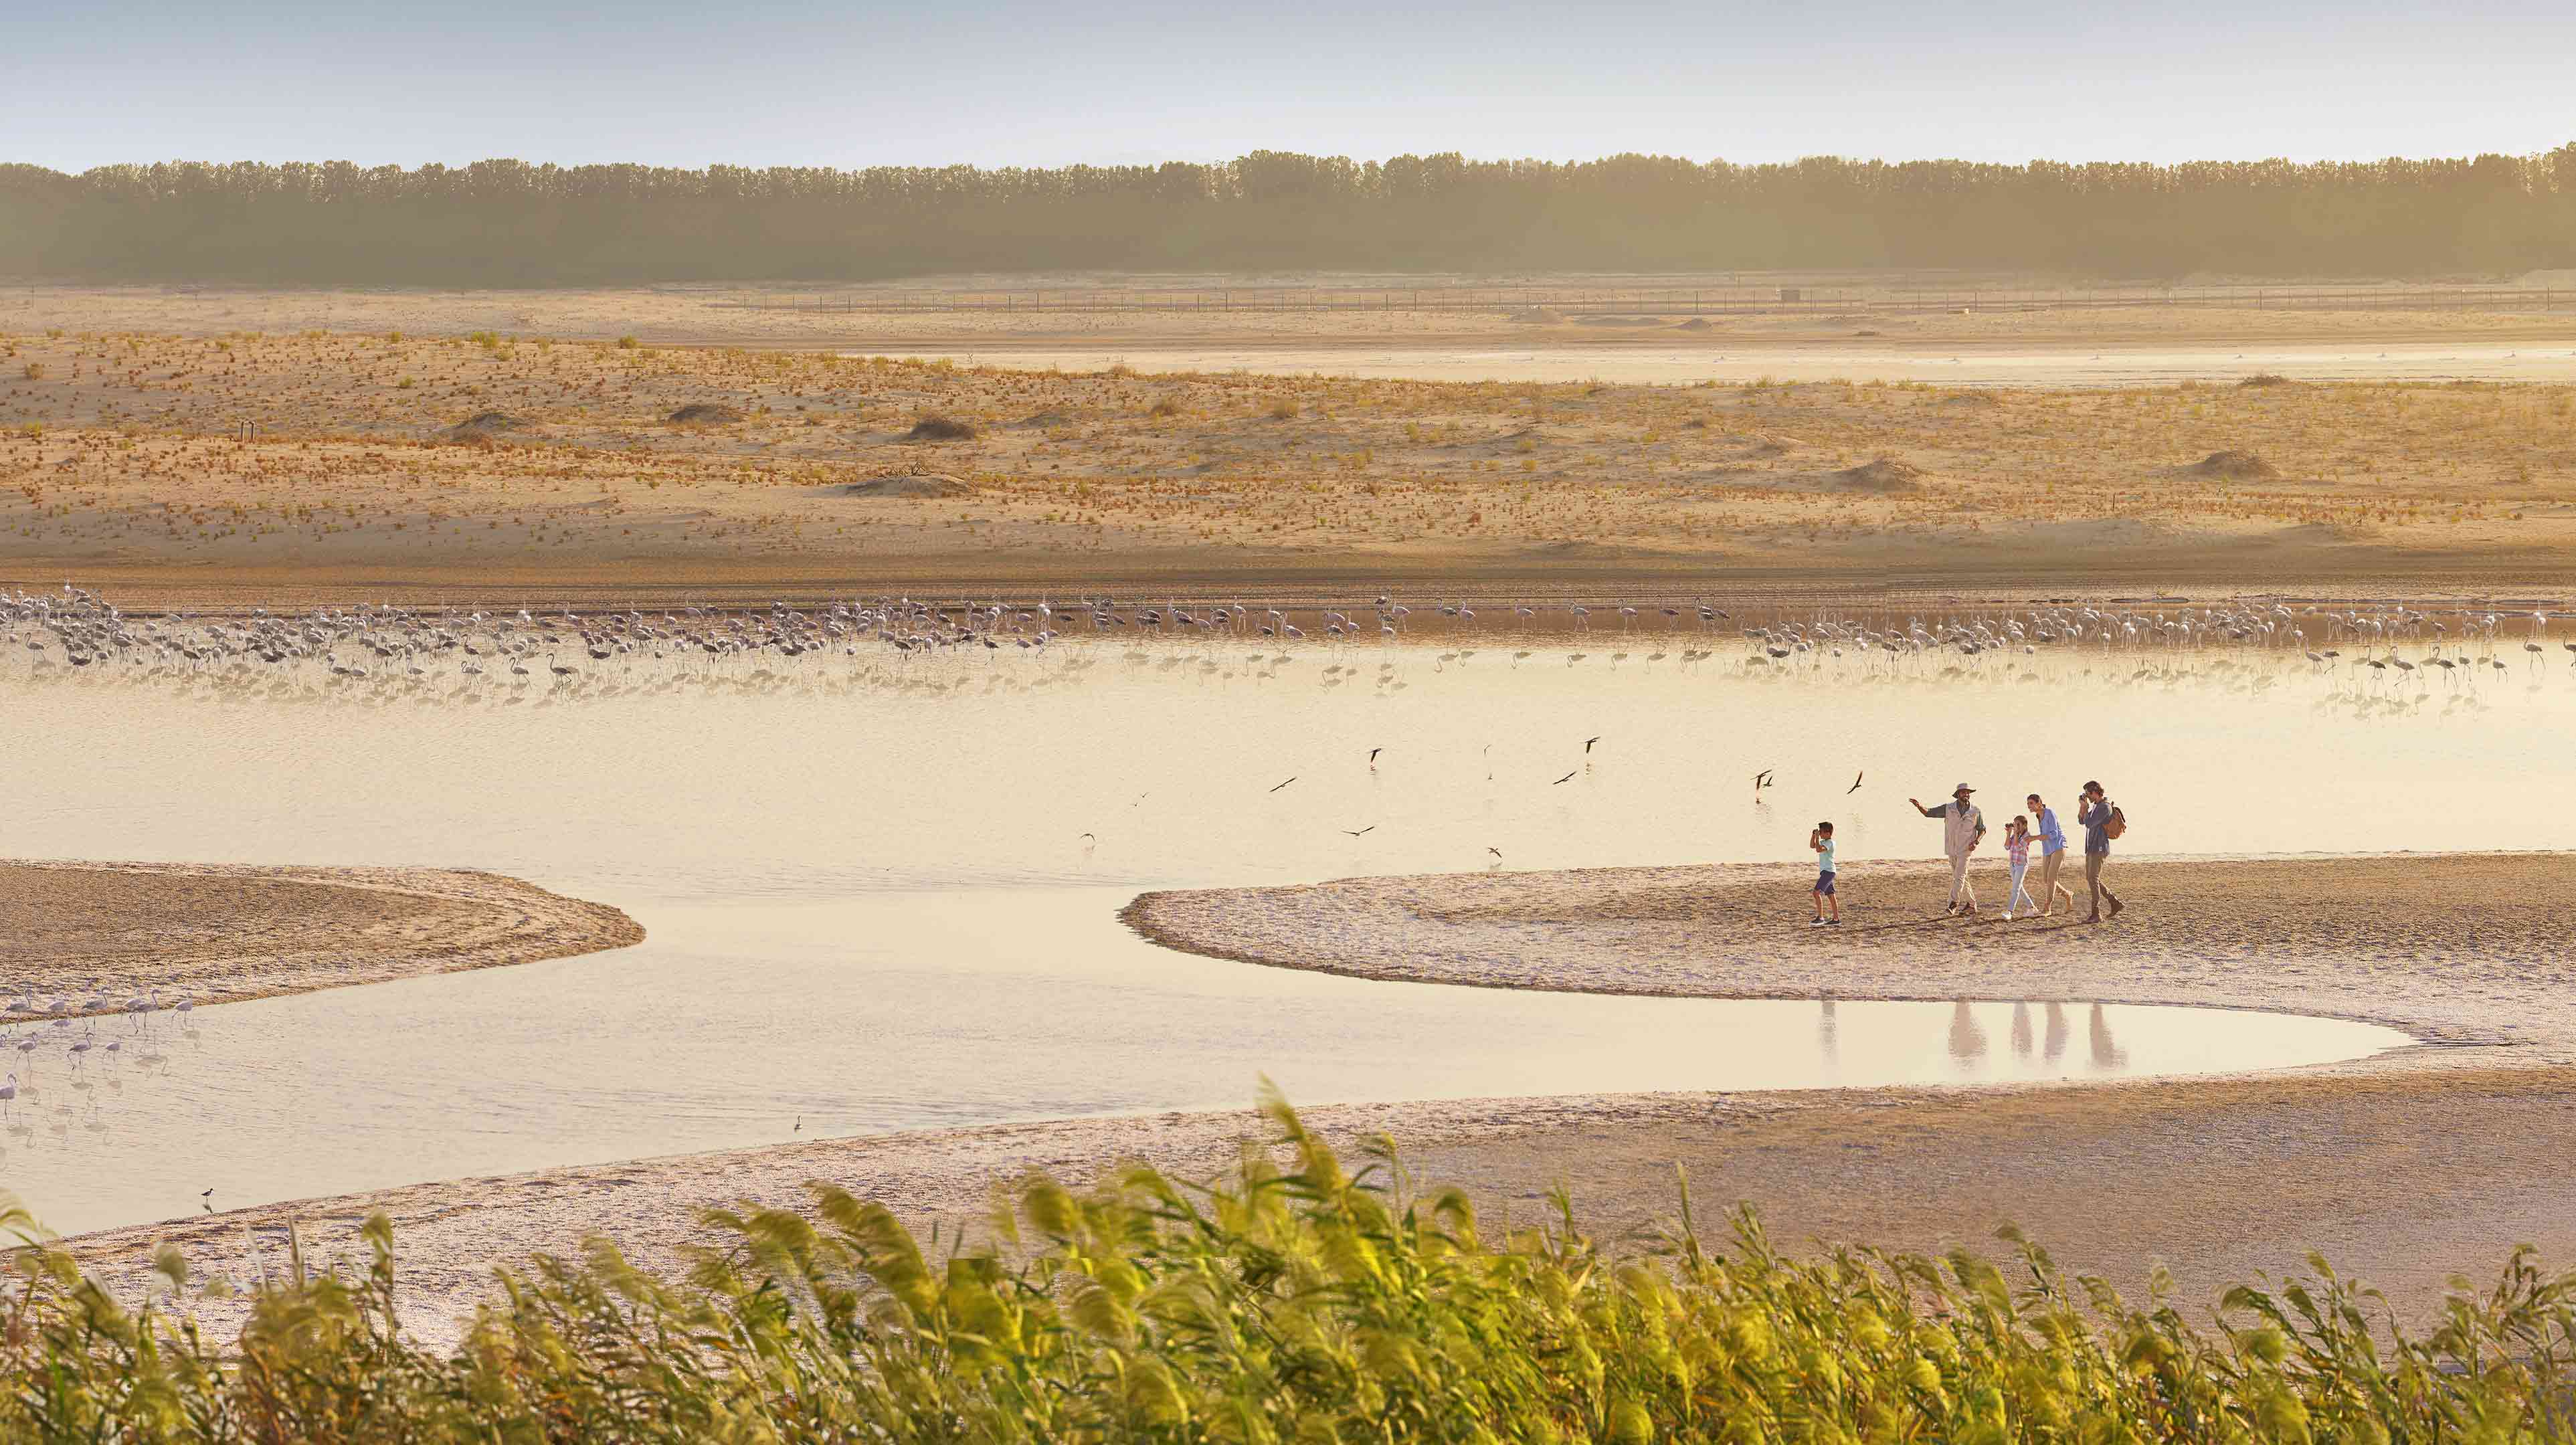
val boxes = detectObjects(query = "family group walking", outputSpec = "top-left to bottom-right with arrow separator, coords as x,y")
1807,781 -> 2128,926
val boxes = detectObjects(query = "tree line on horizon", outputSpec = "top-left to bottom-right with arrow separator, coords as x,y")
3,148 -> 2573,286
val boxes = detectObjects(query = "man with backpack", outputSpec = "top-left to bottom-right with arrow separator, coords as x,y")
2077,780 -> 2126,923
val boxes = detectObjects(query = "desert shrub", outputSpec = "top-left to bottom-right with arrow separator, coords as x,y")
905,412 -> 978,441
19,363 -> 40,381
1148,396 -> 1183,418
667,403 -> 745,425
615,335 -> 640,349
1267,397 -> 1300,421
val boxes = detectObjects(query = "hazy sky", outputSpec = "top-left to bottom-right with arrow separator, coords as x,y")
15,0 -> 2573,171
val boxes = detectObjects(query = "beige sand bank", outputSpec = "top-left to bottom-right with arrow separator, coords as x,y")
62,852 -> 2576,1341
0,860 -> 643,1012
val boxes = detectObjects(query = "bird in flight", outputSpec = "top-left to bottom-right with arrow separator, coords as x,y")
1753,769 -> 1774,795
1486,846 -> 1503,858
1269,777 -> 1297,793
1584,735 -> 1602,754
1553,769 -> 1578,785
1342,825 -> 1376,837
1847,771 -> 1864,793
201,1188 -> 214,1213
1369,747 -> 1383,765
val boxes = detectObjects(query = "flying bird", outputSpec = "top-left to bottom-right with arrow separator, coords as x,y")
1342,826 -> 1376,837
1553,769 -> 1578,785
1487,847 -> 1503,858
1368,747 -> 1383,764
1269,777 -> 1297,793
1847,771 -> 1864,793
1753,769 -> 1773,795
1584,735 -> 1601,753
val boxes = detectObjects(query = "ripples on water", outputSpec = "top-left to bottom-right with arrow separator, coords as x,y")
6,624 -> 2558,1233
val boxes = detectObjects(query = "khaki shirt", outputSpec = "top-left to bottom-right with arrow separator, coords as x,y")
1934,800 -> 1985,856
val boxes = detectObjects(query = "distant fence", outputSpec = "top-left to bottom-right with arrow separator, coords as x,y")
709,285 -> 2573,318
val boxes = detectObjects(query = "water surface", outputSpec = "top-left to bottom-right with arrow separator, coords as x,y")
10,638 -> 2549,1234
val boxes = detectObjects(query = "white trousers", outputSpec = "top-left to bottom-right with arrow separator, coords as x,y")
1947,851 -> 1977,907
2007,860 -> 2035,913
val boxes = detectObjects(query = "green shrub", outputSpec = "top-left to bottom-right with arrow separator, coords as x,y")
3,1096 -> 2572,1440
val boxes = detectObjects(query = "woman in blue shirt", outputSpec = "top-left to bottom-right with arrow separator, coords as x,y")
2023,792 -> 2076,917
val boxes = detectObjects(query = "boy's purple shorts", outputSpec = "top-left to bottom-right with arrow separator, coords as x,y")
1815,870 -> 1836,896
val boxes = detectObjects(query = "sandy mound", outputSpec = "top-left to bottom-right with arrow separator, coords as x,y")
1675,318 -> 1717,332
905,414 -> 978,442
2269,520 -> 2380,543
2192,450 -> 2279,480
1829,456 -> 1927,492
1939,391 -> 2001,407
2235,373 -> 2294,388
666,403 -> 745,424
440,411 -> 522,442
2017,517 -> 2182,547
0,860 -> 642,1012
834,473 -> 974,498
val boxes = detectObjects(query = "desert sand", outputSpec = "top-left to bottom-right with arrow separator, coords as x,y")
0,860 -> 642,1011
60,852 -> 2576,1343
4,292 -> 2575,607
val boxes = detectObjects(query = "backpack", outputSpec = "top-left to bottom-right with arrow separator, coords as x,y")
2102,805 -> 2127,840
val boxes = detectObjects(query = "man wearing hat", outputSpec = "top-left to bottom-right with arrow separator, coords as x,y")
1908,783 -> 1987,915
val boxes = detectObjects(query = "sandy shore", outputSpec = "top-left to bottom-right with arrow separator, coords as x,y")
60,851 -> 2576,1341
1124,853 -> 2576,1055
0,860 -> 642,1012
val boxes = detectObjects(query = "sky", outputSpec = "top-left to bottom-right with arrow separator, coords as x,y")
13,0 -> 2573,172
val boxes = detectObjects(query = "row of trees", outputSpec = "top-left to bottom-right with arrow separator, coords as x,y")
3,149 -> 2573,284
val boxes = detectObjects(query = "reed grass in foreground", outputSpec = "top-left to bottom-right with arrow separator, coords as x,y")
7,1096 -> 2574,1442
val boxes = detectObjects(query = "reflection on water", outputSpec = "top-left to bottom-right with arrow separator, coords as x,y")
1948,1000 -> 1989,1066
0,638 -> 2496,1234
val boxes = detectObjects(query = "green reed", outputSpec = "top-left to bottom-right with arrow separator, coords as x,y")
5,1092 -> 2574,1442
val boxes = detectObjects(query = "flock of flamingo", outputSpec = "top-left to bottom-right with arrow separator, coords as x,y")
2,586 -> 2566,690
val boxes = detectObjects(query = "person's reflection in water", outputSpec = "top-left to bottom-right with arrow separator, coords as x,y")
2011,1001 -> 2034,1059
2044,1002 -> 2069,1063
2088,1003 -> 2129,1071
1817,999 -> 1837,1066
1948,999 -> 1989,1070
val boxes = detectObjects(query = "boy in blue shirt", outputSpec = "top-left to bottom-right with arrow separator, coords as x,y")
1809,822 -> 1841,926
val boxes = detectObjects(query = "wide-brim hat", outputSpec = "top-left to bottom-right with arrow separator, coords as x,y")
1953,783 -> 1975,794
